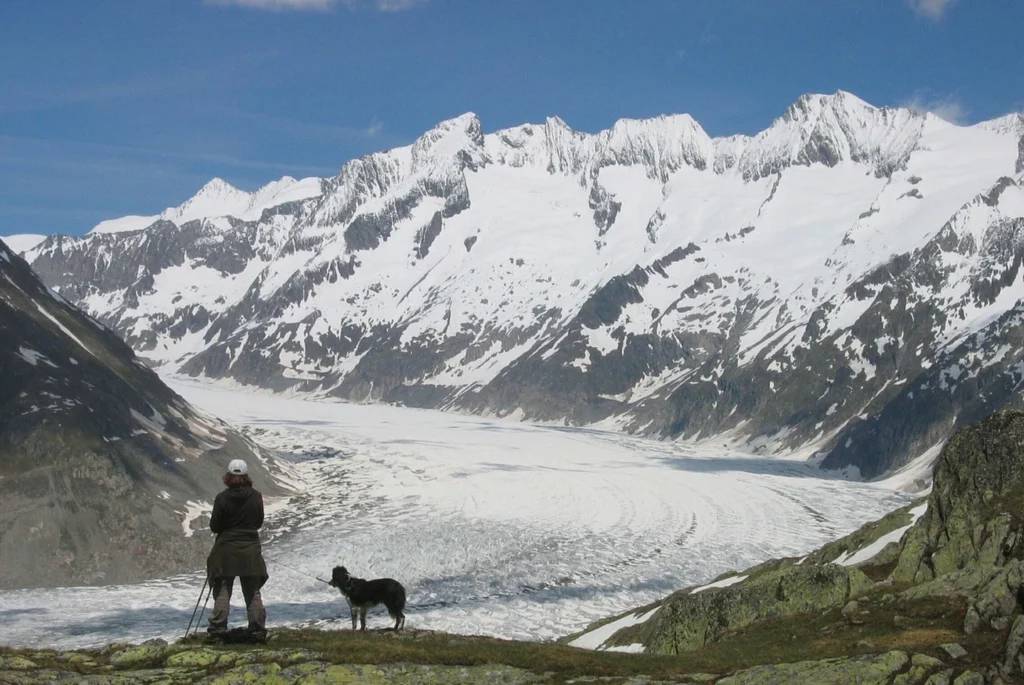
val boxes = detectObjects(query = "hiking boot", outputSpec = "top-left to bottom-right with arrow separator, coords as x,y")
246,629 -> 268,645
204,630 -> 228,645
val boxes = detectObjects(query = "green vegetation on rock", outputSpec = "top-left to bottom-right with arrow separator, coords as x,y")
893,411 -> 1024,586
636,562 -> 872,654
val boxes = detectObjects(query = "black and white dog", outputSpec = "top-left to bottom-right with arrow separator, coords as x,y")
328,565 -> 407,631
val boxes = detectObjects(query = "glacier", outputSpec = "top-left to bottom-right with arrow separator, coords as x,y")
0,379 -> 912,649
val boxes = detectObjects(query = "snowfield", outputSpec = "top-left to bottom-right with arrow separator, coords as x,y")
0,380 -> 912,649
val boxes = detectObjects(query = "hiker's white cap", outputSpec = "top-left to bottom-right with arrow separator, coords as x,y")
227,459 -> 248,475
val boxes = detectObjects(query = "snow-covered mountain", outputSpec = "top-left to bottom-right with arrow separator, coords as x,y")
89,175 -> 323,234
22,91 -> 1024,478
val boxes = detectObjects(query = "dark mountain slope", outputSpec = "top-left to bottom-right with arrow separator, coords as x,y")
0,239 -> 286,589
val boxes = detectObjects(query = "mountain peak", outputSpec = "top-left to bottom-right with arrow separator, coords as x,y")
596,113 -> 713,177
607,112 -> 704,134
545,115 -> 572,130
977,112 -> 1024,135
727,90 -> 926,180
783,90 -> 881,124
421,112 -> 483,142
195,177 -> 243,198
410,112 -> 486,172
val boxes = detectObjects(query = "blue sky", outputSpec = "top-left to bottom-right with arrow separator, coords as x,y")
2,0 -> 1022,237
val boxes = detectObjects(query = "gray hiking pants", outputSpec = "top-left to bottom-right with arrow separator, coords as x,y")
207,576 -> 266,633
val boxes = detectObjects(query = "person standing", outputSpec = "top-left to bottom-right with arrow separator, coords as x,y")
206,459 -> 269,643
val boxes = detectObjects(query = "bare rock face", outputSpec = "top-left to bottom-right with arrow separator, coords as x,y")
0,240 -> 286,589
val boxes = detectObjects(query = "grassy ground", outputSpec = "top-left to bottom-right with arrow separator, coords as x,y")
252,585 -> 1007,680
1,587 -> 1015,683
221,629 -> 701,681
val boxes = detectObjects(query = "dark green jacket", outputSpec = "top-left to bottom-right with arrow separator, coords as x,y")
206,486 -> 268,584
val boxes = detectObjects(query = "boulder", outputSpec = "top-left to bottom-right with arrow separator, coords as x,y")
1002,614 -> 1024,674
891,654 -> 947,685
0,656 -> 37,670
951,671 -> 984,685
165,647 -> 221,668
924,673 -> 953,685
108,644 -> 177,668
968,560 -> 1024,632
940,644 -> 968,661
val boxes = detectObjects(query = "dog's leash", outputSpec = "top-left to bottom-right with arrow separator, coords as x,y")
263,554 -> 332,585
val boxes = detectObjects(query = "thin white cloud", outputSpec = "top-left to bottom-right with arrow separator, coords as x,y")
902,93 -> 968,125
210,0 -> 334,9
908,0 -> 958,20
209,0 -> 427,10
210,106 -> 404,148
374,0 -> 428,10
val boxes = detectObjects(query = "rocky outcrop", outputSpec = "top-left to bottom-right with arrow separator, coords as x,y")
582,410 -> 1024,681
638,565 -> 872,654
894,411 -> 1024,585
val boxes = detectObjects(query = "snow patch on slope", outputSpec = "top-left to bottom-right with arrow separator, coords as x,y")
834,502 -> 928,567
569,607 -> 659,651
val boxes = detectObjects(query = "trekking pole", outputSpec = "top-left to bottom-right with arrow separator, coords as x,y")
192,582 -> 214,638
184,578 -> 209,639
